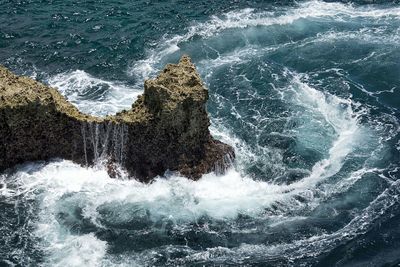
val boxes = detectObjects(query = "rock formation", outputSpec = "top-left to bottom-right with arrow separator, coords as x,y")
0,56 -> 234,182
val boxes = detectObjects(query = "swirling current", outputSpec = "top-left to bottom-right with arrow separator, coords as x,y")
1,1 -> 400,266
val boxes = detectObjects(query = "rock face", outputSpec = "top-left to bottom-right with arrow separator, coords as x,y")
0,56 -> 234,182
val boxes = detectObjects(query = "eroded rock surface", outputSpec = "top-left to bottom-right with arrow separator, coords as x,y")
0,56 -> 234,181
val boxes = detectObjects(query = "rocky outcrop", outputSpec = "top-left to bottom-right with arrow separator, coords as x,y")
0,56 -> 234,182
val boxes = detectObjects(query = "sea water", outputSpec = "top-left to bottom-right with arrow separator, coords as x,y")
0,1 -> 399,266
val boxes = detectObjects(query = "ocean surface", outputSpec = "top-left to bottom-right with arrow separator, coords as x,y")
1,0 -> 400,266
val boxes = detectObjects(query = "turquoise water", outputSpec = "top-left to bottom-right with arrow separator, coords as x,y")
1,1 -> 400,266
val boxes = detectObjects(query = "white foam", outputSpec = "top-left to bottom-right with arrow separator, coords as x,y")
184,2 -> 400,41
40,233 -> 107,267
306,28 -> 400,47
211,68 -> 365,193
48,70 -> 142,116
129,0 -> 400,81
184,178 -> 400,263
7,134 -> 362,231
285,74 -> 364,188
190,1 -> 400,38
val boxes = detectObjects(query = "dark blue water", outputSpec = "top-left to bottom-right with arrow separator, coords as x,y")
1,1 -> 400,266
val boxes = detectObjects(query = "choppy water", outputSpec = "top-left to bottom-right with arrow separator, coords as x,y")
1,0 -> 400,266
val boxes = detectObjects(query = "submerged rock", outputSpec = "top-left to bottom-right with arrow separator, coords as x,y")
0,56 -> 234,182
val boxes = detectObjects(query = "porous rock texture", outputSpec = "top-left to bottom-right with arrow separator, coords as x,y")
0,56 -> 234,182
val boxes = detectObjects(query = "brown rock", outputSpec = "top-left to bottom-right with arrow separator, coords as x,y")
0,55 -> 234,182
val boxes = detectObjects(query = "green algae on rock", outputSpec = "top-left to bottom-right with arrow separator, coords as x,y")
0,55 -> 234,182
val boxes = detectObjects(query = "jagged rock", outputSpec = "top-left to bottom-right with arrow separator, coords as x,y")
0,56 -> 234,182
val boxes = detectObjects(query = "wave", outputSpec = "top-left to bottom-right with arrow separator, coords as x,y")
48,70 -> 142,116
128,0 -> 400,81
178,178 -> 400,265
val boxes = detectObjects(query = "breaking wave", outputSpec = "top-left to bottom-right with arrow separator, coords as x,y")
48,70 -> 142,116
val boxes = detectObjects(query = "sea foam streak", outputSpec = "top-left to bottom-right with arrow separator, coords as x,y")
129,0 -> 400,81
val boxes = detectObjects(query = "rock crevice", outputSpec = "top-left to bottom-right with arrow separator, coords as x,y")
0,56 -> 234,182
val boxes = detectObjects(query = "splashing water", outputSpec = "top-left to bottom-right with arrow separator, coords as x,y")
1,1 -> 400,266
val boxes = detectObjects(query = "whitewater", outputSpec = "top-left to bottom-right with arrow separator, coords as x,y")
0,1 -> 399,266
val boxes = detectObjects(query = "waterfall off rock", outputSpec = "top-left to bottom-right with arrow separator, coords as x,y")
0,55 -> 234,182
